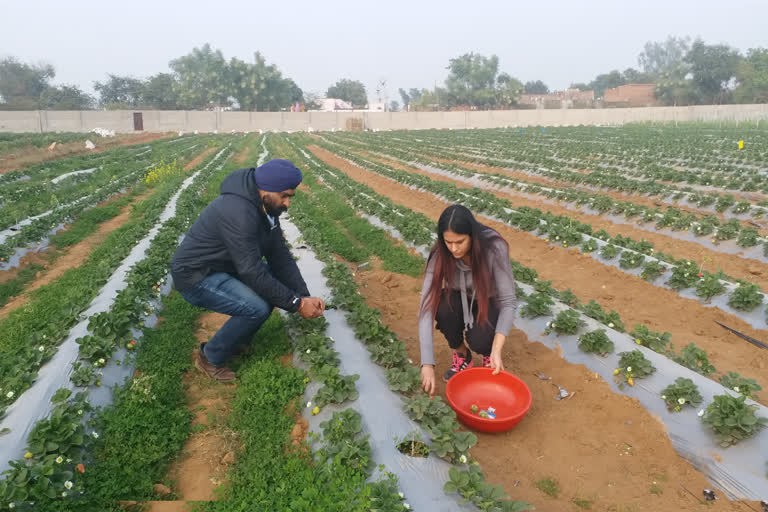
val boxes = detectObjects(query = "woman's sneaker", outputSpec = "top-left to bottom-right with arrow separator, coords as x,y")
444,351 -> 473,382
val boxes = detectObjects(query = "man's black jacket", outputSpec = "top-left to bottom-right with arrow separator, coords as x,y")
171,167 -> 309,312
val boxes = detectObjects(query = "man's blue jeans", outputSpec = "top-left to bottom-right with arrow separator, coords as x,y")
179,272 -> 273,366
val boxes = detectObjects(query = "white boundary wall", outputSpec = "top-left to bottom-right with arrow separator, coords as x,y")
2,105 -> 768,133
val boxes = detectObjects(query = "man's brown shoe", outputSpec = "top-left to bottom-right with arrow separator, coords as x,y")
194,348 -> 236,383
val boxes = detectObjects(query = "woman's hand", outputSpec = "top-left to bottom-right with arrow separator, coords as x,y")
421,365 -> 436,397
489,349 -> 504,375
490,333 -> 506,375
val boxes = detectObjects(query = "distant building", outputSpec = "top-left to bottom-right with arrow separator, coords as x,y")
519,88 -> 595,109
309,98 -> 388,112
603,84 -> 656,106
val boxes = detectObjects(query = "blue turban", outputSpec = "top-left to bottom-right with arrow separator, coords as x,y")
252,159 -> 303,192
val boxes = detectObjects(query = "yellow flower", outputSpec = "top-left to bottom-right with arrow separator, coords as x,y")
24,452 -> 33,459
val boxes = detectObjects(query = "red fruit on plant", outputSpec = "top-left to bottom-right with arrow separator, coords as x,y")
76,463 -> 85,474
698,272 -> 703,278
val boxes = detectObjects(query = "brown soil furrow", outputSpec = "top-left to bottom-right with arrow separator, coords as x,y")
309,145 -> 768,403
147,312 -> 237,511
349,260 -> 748,511
378,150 -> 768,233
360,151 -> 768,292
183,147 -> 217,171
0,132 -> 174,175
0,190 -> 152,320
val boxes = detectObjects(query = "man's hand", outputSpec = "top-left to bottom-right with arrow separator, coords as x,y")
298,297 -> 325,318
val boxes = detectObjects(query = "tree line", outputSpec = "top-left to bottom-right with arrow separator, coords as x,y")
1,37 -> 767,111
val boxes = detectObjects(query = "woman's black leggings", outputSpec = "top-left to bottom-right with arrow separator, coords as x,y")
435,289 -> 500,357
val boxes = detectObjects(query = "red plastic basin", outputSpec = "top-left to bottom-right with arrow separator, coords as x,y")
445,368 -> 532,433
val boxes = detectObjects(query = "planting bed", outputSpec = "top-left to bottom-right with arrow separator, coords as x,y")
2,126 -> 768,512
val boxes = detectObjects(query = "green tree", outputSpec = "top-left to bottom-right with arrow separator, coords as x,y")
398,88 -> 410,109
170,43 -> 230,109
326,79 -> 367,106
389,100 -> 400,111
589,70 -> 626,98
569,82 -> 591,91
93,74 -> 144,108
0,57 -> 55,109
497,72 -> 523,106
734,48 -> 768,103
142,73 -> 180,109
523,80 -> 549,94
39,85 -> 94,110
622,67 -> 654,83
685,39 -> 741,104
638,36 -> 691,75
444,53 -> 499,107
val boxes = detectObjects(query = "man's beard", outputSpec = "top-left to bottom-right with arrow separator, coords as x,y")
264,199 -> 287,217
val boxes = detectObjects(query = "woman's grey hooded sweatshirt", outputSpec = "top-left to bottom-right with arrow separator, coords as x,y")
418,235 -> 517,366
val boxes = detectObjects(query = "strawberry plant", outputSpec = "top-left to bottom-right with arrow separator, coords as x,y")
619,251 -> 644,269
578,300 -> 625,332
368,339 -> 409,368
0,389 -> 91,503
701,394 -> 767,447
737,228 -> 759,248
640,260 -> 665,282
386,366 -> 421,394
557,289 -> 579,307
581,239 -> 598,253
715,219 -> 741,241
695,273 -> 725,301
667,262 -> 699,290
425,416 -> 477,464
70,362 -> 100,388
545,309 -> 586,336
444,465 -> 534,512
674,343 -> 717,376
599,244 -> 620,260
615,350 -> 656,387
314,369 -> 360,407
661,378 -> 702,412
403,395 -> 456,430
578,329 -> 615,356
630,324 -> 670,353
319,409 -> 363,444
719,371 -> 762,399
728,283 -> 763,311
76,335 -> 115,363
520,292 -> 554,318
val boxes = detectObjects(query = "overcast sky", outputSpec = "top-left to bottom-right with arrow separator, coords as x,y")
1,0 -> 766,103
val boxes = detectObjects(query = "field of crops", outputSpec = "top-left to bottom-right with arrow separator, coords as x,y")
0,125 -> 766,511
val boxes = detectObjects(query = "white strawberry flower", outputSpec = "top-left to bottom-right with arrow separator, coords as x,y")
403,504 -> 410,510
56,456 -> 63,464
38,346 -> 45,352
6,391 -> 13,399
398,492 -> 404,499
91,432 -> 99,439
661,395 -> 666,400
306,401 -> 312,408
608,322 -> 614,328
678,398 -> 686,405
460,454 -> 468,464
64,481 -> 73,490
626,367 -> 632,373
306,349 -> 311,354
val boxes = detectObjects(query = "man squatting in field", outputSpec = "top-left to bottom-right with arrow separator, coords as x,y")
171,159 -> 325,382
